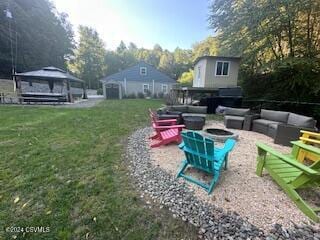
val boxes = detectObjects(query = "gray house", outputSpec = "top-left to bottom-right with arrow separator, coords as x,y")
193,56 -> 241,88
100,62 -> 176,99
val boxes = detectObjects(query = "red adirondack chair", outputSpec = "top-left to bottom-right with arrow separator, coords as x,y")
149,109 -> 185,148
150,125 -> 185,148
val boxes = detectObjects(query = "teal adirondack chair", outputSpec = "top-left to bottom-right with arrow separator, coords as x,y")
177,131 -> 236,194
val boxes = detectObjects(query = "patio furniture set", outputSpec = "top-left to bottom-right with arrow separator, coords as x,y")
224,107 -> 317,146
148,105 -> 320,222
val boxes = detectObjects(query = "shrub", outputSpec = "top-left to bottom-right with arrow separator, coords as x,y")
127,93 -> 136,99
152,93 -> 158,99
96,88 -> 103,95
137,92 -> 145,99
241,58 -> 320,102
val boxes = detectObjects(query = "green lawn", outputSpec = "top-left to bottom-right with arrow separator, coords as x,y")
0,100 -> 197,240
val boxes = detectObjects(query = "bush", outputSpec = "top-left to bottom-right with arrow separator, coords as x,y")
96,88 -> 103,95
152,93 -> 158,99
122,94 -> 127,99
137,92 -> 145,99
241,58 -> 320,102
126,93 -> 136,99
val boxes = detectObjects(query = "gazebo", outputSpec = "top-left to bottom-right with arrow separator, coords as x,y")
14,66 -> 87,103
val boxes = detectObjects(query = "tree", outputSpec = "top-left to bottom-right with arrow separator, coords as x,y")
116,41 -> 127,54
192,37 -> 219,61
208,0 -> 320,72
159,50 -> 175,77
0,0 -> 74,77
68,26 -> 106,89
178,69 -> 193,86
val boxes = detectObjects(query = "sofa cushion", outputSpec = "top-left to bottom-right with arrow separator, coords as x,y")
260,109 -> 289,123
287,113 -> 316,128
169,105 -> 188,113
225,107 -> 250,116
187,106 -> 207,114
253,119 -> 279,127
224,115 -> 245,122
182,113 -> 206,119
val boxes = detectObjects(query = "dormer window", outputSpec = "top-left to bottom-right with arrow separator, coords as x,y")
140,67 -> 147,76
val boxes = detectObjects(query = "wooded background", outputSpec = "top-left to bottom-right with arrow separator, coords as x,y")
0,0 -> 319,102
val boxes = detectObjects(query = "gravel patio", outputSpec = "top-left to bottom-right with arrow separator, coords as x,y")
126,120 -> 320,239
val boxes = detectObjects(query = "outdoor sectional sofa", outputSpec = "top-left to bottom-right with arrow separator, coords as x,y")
224,108 -> 318,146
157,105 -> 207,125
251,109 -> 317,146
223,107 -> 251,129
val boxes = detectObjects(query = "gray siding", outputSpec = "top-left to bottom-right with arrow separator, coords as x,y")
122,80 -> 173,95
193,57 -> 240,88
192,59 -> 207,87
205,58 -> 239,88
103,80 -> 173,98
100,61 -> 176,99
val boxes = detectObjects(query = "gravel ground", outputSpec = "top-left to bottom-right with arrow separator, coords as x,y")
150,121 -> 318,230
126,126 -> 320,239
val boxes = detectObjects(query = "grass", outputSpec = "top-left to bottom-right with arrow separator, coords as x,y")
0,100 -> 197,240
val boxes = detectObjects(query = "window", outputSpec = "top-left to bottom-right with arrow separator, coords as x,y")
197,66 -> 201,79
162,84 -> 168,94
143,84 -> 149,94
140,67 -> 147,75
215,61 -> 229,76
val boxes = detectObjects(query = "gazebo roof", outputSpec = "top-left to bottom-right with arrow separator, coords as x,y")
14,66 -> 84,83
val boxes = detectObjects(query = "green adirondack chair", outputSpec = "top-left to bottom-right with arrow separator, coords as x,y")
256,142 -> 320,222
177,131 -> 236,194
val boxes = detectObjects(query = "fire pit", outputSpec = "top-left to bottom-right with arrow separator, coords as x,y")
202,128 -> 239,142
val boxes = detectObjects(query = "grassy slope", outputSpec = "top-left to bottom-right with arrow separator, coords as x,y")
0,100 -> 197,240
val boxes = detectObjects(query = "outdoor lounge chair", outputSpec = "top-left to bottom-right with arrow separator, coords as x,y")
256,142 -> 320,222
150,115 -> 185,148
177,131 -> 236,194
149,109 -> 177,126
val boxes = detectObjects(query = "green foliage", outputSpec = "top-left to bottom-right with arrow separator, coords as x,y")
68,26 -> 106,89
178,69 -> 194,85
192,37 -> 219,61
208,0 -> 320,71
105,42 -> 194,80
209,0 -> 320,101
0,0 -> 74,77
242,58 -> 320,101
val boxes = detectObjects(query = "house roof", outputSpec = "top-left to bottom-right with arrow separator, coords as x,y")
100,61 -> 176,83
14,66 -> 84,83
194,56 -> 241,65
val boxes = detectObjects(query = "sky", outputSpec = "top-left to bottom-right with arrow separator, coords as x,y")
53,0 -> 212,51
